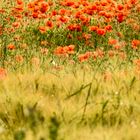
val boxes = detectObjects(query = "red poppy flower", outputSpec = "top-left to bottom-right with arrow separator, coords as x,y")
96,28 -> 106,36
7,44 -> 15,50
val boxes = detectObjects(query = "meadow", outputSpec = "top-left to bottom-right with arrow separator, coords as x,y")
0,0 -> 140,140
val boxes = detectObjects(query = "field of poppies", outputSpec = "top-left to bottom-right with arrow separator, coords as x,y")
0,0 -> 140,140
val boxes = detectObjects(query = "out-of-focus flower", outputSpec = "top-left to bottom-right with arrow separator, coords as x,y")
31,57 -> 40,67
12,22 -> 20,28
96,28 -> 106,36
7,44 -> 15,50
0,68 -> 7,80
89,26 -> 98,31
40,48 -> 48,55
108,38 -> 118,45
39,26 -> 47,33
15,55 -> 24,63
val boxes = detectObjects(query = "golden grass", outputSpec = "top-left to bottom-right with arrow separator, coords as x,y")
0,64 -> 140,139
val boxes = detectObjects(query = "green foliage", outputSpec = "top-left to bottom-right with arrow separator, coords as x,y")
49,116 -> 60,140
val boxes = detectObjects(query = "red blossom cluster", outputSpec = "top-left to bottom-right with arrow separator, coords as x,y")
0,0 -> 139,71
78,49 -> 105,62
54,45 -> 75,56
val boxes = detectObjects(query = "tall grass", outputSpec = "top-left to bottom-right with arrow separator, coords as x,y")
0,64 -> 140,139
